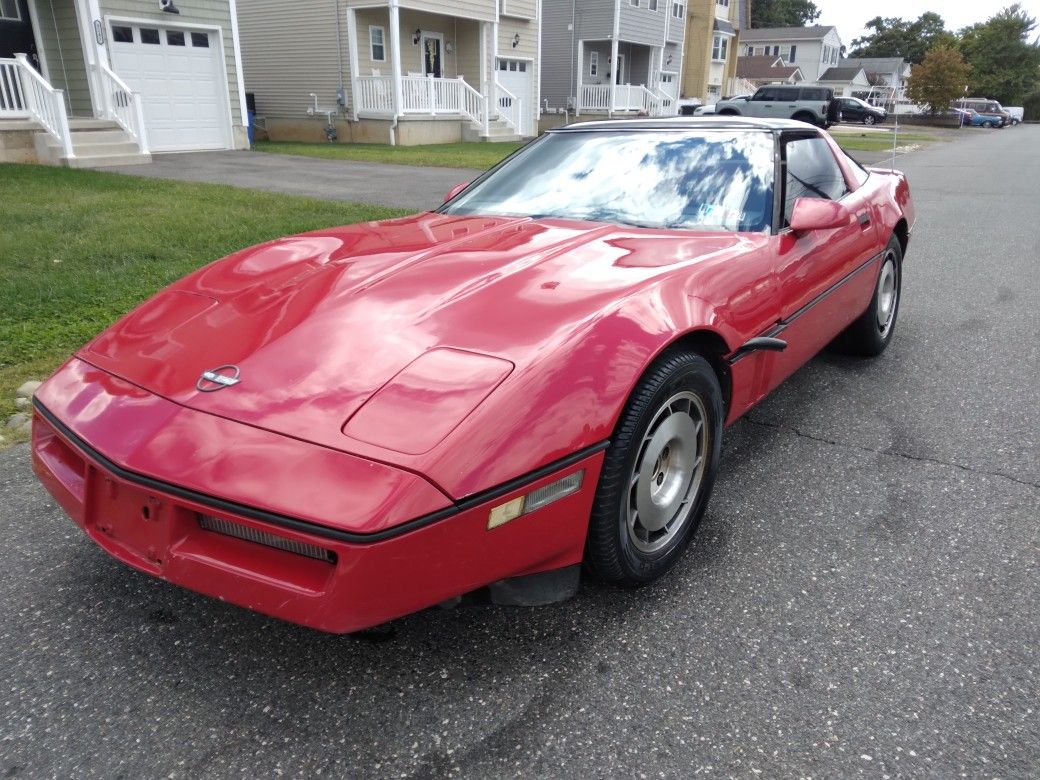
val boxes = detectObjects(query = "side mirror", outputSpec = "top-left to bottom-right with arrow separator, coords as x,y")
443,182 -> 469,203
788,198 -> 852,233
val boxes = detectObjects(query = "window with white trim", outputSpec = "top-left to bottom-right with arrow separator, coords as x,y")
716,0 -> 729,6
649,0 -> 658,10
370,25 -> 386,62
711,34 -> 728,62
630,0 -> 639,6
672,0 -> 685,19
0,0 -> 20,21
589,51 -> 599,77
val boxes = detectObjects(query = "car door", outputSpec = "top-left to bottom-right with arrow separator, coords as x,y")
763,132 -> 881,391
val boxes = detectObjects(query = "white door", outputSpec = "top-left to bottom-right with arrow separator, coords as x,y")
496,58 -> 534,136
659,71 -> 678,112
108,22 -> 231,152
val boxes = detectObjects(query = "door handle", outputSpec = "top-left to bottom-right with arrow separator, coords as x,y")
857,212 -> 871,227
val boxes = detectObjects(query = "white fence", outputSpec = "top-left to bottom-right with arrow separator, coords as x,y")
356,75 -> 486,128
578,83 -> 665,116
97,62 -> 149,154
0,55 -> 73,158
494,79 -> 521,134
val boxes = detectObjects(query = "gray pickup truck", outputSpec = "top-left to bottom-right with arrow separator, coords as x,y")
715,85 -> 839,128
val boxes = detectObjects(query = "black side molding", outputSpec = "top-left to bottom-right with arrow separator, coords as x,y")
731,336 -> 787,362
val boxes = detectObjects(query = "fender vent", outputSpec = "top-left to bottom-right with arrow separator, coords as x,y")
198,514 -> 337,563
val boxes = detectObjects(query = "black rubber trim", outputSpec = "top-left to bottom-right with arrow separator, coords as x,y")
728,249 -> 884,365
32,397 -> 609,545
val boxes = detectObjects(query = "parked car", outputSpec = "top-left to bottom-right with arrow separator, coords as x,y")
715,86 -> 839,127
1005,106 -> 1024,125
30,118 -> 914,635
967,109 -> 1004,128
833,97 -> 887,125
954,98 -> 1011,127
676,98 -> 703,116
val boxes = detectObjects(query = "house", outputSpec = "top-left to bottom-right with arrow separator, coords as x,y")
816,65 -> 869,97
740,25 -> 842,83
540,0 -> 685,117
736,54 -> 802,87
840,56 -> 911,106
236,0 -> 540,145
679,0 -> 751,103
0,0 -> 249,166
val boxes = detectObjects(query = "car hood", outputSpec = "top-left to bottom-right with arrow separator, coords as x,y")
82,212 -> 758,477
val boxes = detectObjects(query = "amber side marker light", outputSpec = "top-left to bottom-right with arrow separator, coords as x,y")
487,470 -> 584,530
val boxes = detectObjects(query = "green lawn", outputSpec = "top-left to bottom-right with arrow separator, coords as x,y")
254,140 -> 524,170
830,131 -> 941,153
0,164 -> 406,444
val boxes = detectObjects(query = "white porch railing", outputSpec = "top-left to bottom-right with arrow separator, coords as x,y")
355,75 -> 487,130
97,62 -> 149,155
578,83 -> 666,116
493,79 -> 521,134
1,55 -> 73,159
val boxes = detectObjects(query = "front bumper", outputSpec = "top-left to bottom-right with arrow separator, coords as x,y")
31,360 -> 604,633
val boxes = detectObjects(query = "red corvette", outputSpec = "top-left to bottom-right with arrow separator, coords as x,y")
31,118 -> 914,633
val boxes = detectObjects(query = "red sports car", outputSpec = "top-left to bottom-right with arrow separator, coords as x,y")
31,118 -> 914,633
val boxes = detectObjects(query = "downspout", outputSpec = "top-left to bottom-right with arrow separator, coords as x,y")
569,0 -> 575,104
334,0 -> 346,107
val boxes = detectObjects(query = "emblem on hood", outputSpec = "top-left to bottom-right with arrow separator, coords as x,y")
196,365 -> 241,392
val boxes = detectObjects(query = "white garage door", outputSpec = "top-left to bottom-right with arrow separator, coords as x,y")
496,58 -> 534,136
109,22 -> 230,152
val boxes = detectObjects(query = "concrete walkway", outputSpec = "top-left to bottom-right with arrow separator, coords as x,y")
97,150 -> 482,212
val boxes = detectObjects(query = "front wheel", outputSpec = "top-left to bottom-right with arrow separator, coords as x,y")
837,236 -> 902,357
983,120 -> 994,128
864,115 -> 877,125
585,351 -> 723,585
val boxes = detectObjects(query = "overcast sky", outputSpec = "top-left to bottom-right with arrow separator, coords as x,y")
815,1 -> 1040,48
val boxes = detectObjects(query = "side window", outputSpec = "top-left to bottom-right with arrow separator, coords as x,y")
754,88 -> 778,101
783,136 -> 849,225
775,87 -> 798,101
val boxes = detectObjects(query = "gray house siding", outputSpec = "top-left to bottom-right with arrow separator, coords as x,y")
618,4 -> 665,46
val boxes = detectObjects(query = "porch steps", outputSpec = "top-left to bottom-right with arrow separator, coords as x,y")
39,120 -> 151,168
464,117 -> 522,143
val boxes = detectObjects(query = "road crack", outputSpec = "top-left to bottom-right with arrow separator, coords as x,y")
741,417 -> 1039,490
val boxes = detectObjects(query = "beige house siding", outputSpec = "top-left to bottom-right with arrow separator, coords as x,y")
237,0 -> 340,119
33,0 -> 92,115
397,0 -> 493,24
99,0 -> 244,124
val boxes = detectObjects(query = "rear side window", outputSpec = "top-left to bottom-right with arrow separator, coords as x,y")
783,136 -> 849,223
774,87 -> 799,100
800,88 -> 828,101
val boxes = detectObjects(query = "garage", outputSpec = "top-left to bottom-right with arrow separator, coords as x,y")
496,57 -> 534,136
108,21 -> 232,152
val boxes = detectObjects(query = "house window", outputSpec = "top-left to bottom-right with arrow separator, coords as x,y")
630,0 -> 639,6
166,30 -> 185,46
0,0 -> 21,21
140,28 -> 160,45
649,0 -> 658,10
111,25 -> 134,43
716,0 -> 729,6
672,0 -> 685,19
711,34 -> 728,61
191,32 -> 209,47
369,26 -> 385,62
589,51 -> 598,77
787,45 -> 796,61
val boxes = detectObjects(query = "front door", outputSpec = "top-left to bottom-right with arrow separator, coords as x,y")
421,33 -> 442,78
0,0 -> 41,71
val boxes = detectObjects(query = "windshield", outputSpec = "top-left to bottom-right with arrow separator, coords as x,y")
442,129 -> 775,232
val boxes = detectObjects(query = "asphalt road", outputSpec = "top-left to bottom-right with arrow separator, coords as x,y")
2,127 -> 1038,778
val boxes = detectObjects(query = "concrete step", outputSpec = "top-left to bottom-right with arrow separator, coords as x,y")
63,151 -> 151,168
68,141 -> 142,157
44,131 -> 136,149
67,118 -> 121,131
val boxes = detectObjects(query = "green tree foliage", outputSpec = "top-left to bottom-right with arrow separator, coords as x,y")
1022,90 -> 1040,120
750,0 -> 820,29
849,13 -> 957,64
959,4 -> 1040,104
905,45 -> 972,113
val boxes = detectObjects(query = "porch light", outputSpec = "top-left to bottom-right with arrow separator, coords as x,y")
159,0 -> 180,13
445,41 -> 454,54
412,28 -> 421,45
512,33 -> 520,48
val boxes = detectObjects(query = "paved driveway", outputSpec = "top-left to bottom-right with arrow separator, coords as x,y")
3,128 -> 1038,777
98,150 -> 481,212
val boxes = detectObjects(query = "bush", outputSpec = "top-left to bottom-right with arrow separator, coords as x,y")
1024,90 -> 1040,121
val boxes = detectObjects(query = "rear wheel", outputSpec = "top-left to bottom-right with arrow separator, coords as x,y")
864,114 -> 877,125
585,351 -> 723,585
792,111 -> 816,126
837,236 -> 902,357
983,120 -> 994,128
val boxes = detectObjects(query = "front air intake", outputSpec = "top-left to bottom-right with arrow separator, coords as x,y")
197,514 -> 337,564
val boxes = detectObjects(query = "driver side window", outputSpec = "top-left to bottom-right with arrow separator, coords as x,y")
782,136 -> 849,225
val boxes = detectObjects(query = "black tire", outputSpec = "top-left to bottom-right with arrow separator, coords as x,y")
864,114 -> 877,125
792,111 -> 816,126
983,120 -> 994,128
837,235 -> 903,357
717,109 -> 739,116
585,351 -> 724,585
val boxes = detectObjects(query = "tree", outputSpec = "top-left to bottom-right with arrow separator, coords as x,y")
905,45 -> 972,112
959,4 -> 1040,104
750,0 -> 821,29
848,12 -> 957,64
